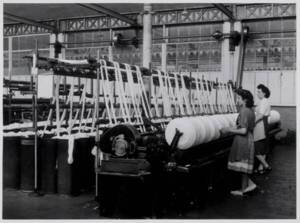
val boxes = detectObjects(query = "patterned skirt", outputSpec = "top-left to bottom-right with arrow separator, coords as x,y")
228,133 -> 255,174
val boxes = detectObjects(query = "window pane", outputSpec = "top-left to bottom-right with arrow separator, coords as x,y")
152,44 -> 162,69
282,19 -> 296,37
12,35 -> 50,50
268,39 -> 281,69
166,44 -> 176,72
3,52 -> 9,76
12,51 -> 32,76
282,39 -> 296,69
153,27 -> 163,44
244,39 -> 257,70
255,40 -> 268,70
4,38 -> 9,51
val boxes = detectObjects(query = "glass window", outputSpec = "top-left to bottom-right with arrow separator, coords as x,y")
177,44 -> 187,71
12,35 -> 50,51
12,51 -> 32,75
268,39 -> 281,69
152,44 -> 162,69
244,39 -> 257,70
281,39 -> 296,69
152,27 -> 163,44
168,26 -> 178,43
3,51 -> 9,76
166,44 -> 176,71
244,18 -> 296,70
255,39 -> 268,70
282,19 -> 296,37
269,20 -> 282,38
198,42 -> 211,71
4,38 -> 9,51
187,43 -> 199,71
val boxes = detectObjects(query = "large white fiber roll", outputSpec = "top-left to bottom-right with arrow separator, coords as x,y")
165,112 -> 242,150
215,115 -> 229,129
224,114 -> 235,127
192,117 -> 207,145
165,118 -> 197,150
201,116 -> 216,143
208,116 -> 222,140
268,110 -> 281,124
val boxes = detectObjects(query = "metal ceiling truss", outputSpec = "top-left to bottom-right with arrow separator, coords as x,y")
213,4 -> 235,21
4,4 -> 296,36
4,12 -> 57,33
78,4 -> 139,27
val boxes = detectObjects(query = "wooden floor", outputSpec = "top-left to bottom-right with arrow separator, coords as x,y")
2,143 -> 296,219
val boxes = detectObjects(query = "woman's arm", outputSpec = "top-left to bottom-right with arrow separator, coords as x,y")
221,126 -> 247,136
227,127 -> 247,135
255,113 -> 264,124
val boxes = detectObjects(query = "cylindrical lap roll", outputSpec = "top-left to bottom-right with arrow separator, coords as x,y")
231,113 -> 239,125
165,118 -> 197,150
201,116 -> 216,143
215,115 -> 229,129
223,114 -> 235,127
40,135 -> 57,194
191,117 -> 207,145
3,136 -> 21,189
268,110 -> 281,124
208,116 -> 222,140
20,135 -> 39,191
165,112 -> 242,150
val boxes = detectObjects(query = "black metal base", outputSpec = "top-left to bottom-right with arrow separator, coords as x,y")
28,188 -> 44,197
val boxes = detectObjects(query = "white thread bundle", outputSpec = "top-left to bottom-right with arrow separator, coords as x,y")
165,110 -> 280,150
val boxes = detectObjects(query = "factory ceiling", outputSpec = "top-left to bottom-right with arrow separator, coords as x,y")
4,3 -> 214,24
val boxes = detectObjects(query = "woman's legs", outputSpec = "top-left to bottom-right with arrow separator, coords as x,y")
241,174 -> 249,191
256,154 -> 270,169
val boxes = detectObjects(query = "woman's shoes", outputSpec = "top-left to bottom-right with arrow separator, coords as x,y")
243,183 -> 257,193
258,166 -> 272,174
230,190 -> 244,196
265,166 -> 272,172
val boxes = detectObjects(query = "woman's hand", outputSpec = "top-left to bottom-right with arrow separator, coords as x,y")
220,127 -> 231,136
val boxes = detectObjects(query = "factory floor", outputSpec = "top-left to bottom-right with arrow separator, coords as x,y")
2,143 -> 296,219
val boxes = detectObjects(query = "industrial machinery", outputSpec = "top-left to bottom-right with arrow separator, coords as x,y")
3,53 -> 281,217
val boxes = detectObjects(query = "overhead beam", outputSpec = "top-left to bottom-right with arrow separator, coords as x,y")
213,4 -> 235,21
78,3 -> 138,26
4,12 -> 57,33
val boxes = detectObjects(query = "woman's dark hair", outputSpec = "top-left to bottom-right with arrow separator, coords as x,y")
235,88 -> 254,108
257,84 -> 270,98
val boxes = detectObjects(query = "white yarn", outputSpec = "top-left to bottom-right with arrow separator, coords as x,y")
165,112 -> 241,150
201,116 -> 216,143
67,135 -> 75,164
268,110 -> 281,124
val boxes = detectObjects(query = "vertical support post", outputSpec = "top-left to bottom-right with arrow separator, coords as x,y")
29,40 -> 43,196
8,37 -> 13,123
162,43 -> 167,73
161,25 -> 167,73
233,21 -> 242,84
142,3 -> 153,110
95,50 -> 100,200
108,45 -> 113,61
221,21 -> 233,82
142,3 -> 152,69
236,29 -> 246,88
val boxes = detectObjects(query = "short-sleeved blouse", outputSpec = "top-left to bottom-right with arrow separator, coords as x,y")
253,98 -> 271,141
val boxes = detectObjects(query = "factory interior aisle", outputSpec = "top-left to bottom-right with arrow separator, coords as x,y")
3,142 -> 296,219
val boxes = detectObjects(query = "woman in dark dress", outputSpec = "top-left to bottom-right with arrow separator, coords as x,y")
221,89 -> 256,196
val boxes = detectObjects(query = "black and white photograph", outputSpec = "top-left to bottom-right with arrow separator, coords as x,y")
1,0 -> 298,220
